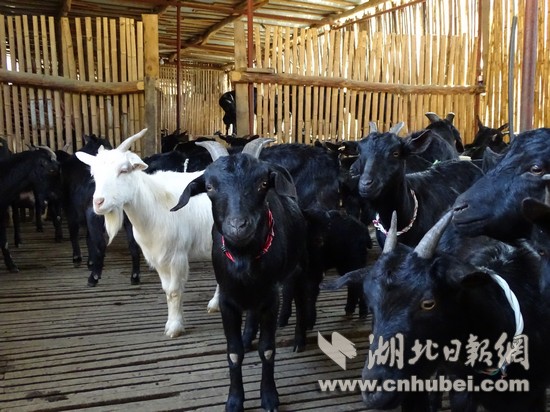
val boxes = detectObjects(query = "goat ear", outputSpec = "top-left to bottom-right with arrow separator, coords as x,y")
269,168 -> 298,199
405,129 -> 432,154
444,265 -> 492,289
127,152 -> 148,171
75,151 -> 96,166
458,271 -> 493,289
170,175 -> 206,212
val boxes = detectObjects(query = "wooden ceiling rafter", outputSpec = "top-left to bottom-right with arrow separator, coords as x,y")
59,0 -> 73,17
169,0 -> 270,61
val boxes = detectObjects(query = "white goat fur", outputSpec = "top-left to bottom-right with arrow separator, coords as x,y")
76,130 -> 215,337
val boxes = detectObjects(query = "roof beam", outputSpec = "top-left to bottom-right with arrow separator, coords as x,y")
59,0 -> 72,17
169,0 -> 270,61
311,0 -> 390,28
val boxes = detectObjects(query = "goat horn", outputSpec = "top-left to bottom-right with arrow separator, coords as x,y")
425,112 -> 441,123
389,121 -> 405,135
382,211 -> 398,254
241,137 -> 275,158
117,129 -> 148,152
37,145 -> 57,161
445,112 -> 455,123
369,121 -> 378,134
196,140 -> 229,161
413,210 -> 453,260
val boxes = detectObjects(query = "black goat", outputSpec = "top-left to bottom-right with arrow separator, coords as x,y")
453,128 -> 550,242
279,208 -> 371,327
401,112 -> 463,164
171,138 -> 310,412
61,134 -> 141,286
219,88 -> 258,135
355,212 -> 550,411
356,125 -> 483,247
161,129 -> 190,153
462,116 -> 509,160
0,147 -> 59,272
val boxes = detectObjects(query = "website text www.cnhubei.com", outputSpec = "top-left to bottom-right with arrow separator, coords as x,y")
318,375 -> 529,393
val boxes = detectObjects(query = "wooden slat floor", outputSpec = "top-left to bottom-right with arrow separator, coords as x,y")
4,219 -> 550,411
0,218 -> 374,412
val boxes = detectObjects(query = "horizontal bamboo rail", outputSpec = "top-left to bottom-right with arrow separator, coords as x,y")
230,70 -> 485,96
0,68 -> 144,95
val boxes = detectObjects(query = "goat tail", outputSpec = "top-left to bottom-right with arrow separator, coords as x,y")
321,268 -> 367,291
104,208 -> 124,245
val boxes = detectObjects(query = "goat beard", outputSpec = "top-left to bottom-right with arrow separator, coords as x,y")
104,207 -> 124,245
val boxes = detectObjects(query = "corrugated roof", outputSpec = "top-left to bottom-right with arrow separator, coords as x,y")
0,0 -> 391,67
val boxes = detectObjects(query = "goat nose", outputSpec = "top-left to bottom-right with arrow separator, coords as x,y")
453,202 -> 468,213
94,197 -> 105,208
229,217 -> 248,230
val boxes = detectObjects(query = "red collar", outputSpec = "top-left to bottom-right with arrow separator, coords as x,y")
221,208 -> 275,262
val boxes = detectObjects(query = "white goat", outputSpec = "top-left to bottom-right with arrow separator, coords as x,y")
76,130 -> 215,337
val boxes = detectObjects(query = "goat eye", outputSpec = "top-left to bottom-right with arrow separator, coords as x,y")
259,180 -> 268,190
420,299 -> 436,311
530,164 -> 544,175
206,183 -> 213,191
392,151 -> 400,158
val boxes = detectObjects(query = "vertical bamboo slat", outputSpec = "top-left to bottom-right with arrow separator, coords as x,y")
0,15 -> 10,147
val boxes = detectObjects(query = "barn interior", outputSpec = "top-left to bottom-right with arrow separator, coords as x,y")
1,1 -> 549,411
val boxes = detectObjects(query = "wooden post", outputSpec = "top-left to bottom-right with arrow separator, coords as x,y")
234,19 -> 249,136
520,0 -> 537,132
143,14 -> 159,155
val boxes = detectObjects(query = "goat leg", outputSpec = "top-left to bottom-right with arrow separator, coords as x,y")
85,210 -> 106,287
11,205 -> 22,247
123,214 -> 141,285
0,215 -> 18,272
242,310 -> 259,351
221,299 -> 245,412
258,299 -> 279,412
278,280 -> 293,327
292,272 -> 309,352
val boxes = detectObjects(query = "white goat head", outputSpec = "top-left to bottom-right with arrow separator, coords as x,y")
76,129 -> 148,242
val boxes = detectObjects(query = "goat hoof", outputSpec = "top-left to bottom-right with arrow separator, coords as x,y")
344,311 -> 355,319
73,256 -> 82,267
164,321 -> 185,338
8,265 -> 20,273
277,318 -> 289,328
130,273 -> 140,285
293,343 -> 306,353
87,273 -> 99,287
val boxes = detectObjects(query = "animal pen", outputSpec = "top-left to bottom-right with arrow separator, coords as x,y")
0,0 -> 548,153
1,0 -> 550,410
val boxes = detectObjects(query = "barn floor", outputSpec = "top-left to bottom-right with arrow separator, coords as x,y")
1,218 -> 376,411
1,219 -> 548,411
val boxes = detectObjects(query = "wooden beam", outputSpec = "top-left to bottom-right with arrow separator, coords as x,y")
169,0 -> 270,61
231,70 -> 485,95
0,68 -> 143,95
143,14 -> 160,155
59,0 -> 72,17
234,20 -> 250,136
311,0 -> 390,29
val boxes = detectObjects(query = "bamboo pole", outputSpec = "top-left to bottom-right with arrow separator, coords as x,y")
0,69 -> 144,95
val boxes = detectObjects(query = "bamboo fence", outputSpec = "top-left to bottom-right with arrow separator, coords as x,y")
0,15 -> 144,153
158,65 -> 227,136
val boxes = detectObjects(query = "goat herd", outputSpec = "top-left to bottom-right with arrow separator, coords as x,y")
2,111 -> 550,412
